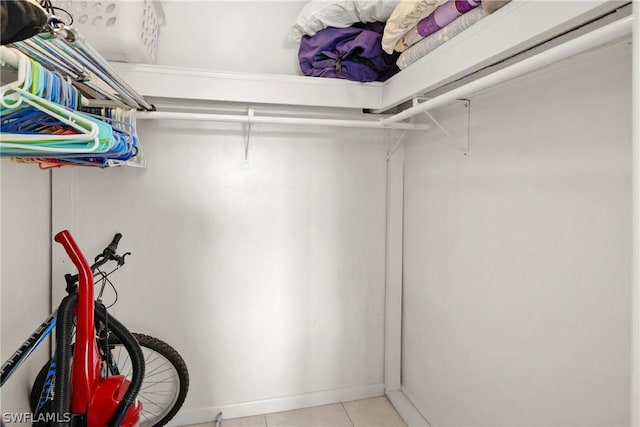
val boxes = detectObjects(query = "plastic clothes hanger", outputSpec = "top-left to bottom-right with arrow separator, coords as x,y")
0,46 -> 108,153
1,46 -> 140,166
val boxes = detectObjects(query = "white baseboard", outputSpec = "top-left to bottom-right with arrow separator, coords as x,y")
169,383 -> 385,426
386,389 -> 432,427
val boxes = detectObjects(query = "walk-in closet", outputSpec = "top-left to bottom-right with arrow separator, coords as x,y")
1,1 -> 638,426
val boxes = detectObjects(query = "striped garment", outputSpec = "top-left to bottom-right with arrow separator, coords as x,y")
396,0 -> 481,52
397,6 -> 488,69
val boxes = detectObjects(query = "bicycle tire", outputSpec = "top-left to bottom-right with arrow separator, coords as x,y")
29,361 -> 53,420
30,333 -> 188,427
106,333 -> 189,427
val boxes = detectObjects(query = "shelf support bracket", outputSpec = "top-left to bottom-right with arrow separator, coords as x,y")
244,107 -> 254,162
387,129 -> 408,160
413,97 -> 470,156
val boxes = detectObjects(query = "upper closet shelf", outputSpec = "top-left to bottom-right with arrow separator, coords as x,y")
380,0 -> 629,111
111,0 -> 628,112
109,63 -> 384,110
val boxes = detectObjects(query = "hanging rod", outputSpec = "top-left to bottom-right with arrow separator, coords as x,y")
60,27 -> 154,111
6,23 -> 154,111
136,111 -> 430,130
0,46 -> 92,107
631,1 -> 639,425
382,14 -> 633,125
1,45 -> 26,68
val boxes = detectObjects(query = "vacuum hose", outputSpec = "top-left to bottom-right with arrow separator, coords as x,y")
94,303 -> 145,427
53,294 -> 77,427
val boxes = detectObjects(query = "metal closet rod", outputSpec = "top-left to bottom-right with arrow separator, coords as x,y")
382,14 -> 633,125
9,23 -> 154,111
49,25 -> 153,110
64,34 -> 154,110
136,110 -> 431,130
137,15 -> 632,130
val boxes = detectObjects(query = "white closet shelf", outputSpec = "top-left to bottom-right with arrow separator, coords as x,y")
110,0 -> 627,113
380,0 -> 628,111
108,63 -> 384,110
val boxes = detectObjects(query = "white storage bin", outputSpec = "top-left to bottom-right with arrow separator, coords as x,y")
53,0 -> 165,63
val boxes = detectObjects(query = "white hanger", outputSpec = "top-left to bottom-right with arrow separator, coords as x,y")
0,46 -> 104,153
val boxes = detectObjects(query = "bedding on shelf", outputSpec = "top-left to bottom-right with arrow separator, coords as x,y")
291,0 -> 510,81
482,0 -> 511,14
395,0 -> 481,52
298,22 -> 400,82
381,0 -> 449,54
389,0 -> 511,68
396,6 -> 488,69
289,0 -> 400,42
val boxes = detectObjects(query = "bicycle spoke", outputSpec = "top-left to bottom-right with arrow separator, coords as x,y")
140,383 -> 178,394
143,352 -> 164,367
107,339 -> 184,427
144,365 -> 175,378
141,391 -> 174,398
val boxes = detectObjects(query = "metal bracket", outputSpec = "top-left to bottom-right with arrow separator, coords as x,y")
413,97 -> 470,156
244,107 -> 254,162
214,412 -> 223,427
386,129 -> 408,160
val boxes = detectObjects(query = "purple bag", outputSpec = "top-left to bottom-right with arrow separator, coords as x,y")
298,22 -> 400,83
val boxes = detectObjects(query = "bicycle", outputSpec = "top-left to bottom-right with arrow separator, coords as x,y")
1,230 -> 144,426
1,230 -> 189,426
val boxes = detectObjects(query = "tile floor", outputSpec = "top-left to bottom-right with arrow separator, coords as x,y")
185,396 -> 407,427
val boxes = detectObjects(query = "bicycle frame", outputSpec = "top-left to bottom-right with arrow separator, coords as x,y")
0,230 -> 99,407
0,312 -> 57,388
1,230 -> 142,427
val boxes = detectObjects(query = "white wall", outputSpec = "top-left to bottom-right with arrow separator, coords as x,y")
155,1 -> 303,75
51,122 -> 390,424
400,42 -> 632,425
631,2 -> 639,424
0,163 -> 52,418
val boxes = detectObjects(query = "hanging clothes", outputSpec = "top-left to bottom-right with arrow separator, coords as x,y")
0,0 -> 48,45
0,47 -> 140,168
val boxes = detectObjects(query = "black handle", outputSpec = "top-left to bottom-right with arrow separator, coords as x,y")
105,233 -> 122,255
65,233 -> 129,292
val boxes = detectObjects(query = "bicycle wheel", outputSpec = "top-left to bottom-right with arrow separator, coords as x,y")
107,333 -> 189,427
29,360 -> 53,419
30,333 -> 188,427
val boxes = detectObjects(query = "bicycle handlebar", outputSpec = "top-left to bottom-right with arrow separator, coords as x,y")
104,233 -> 122,257
64,233 -> 128,289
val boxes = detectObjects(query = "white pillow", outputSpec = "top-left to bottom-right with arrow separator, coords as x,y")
288,0 -> 401,42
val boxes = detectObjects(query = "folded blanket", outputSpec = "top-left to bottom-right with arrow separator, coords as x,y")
482,0 -> 511,13
397,7 -> 488,69
299,22 -> 400,82
396,0 -> 481,52
381,0 -> 449,54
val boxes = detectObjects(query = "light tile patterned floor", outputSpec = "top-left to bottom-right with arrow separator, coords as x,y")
184,396 -> 407,427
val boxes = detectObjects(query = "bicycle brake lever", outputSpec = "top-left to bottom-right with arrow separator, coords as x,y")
117,252 -> 131,267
